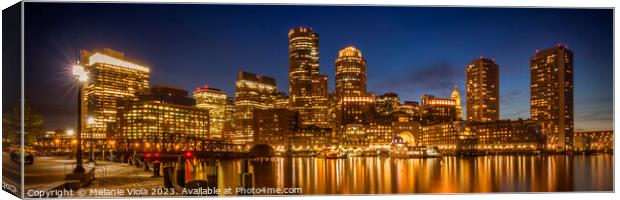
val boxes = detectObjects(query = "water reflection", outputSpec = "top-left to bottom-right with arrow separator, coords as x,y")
183,155 -> 613,194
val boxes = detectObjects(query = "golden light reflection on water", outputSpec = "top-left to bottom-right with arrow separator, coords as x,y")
184,155 -> 613,195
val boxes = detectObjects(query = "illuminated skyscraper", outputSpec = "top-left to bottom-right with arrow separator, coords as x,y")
451,85 -> 463,120
288,27 -> 330,128
193,85 -> 228,139
234,71 -> 278,145
223,97 -> 235,140
530,45 -> 574,151
466,57 -> 499,122
80,48 -> 150,139
334,46 -> 367,98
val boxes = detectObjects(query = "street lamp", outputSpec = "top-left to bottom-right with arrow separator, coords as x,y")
87,116 -> 96,164
66,129 -> 74,137
72,64 -> 88,173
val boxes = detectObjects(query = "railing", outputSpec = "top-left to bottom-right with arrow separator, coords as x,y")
63,161 -> 106,182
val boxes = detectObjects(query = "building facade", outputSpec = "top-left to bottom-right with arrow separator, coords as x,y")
451,85 -> 463,120
274,94 -> 290,109
234,71 -> 278,145
466,57 -> 499,122
530,45 -> 574,151
574,130 -> 613,153
420,94 -> 458,125
223,97 -> 235,140
334,46 -> 367,98
288,27 -> 330,128
291,127 -> 331,151
467,119 -> 544,154
336,95 -> 376,125
366,121 -> 420,149
115,85 -> 209,151
341,124 -> 368,149
375,92 -> 401,122
252,108 -> 299,151
80,48 -> 150,139
193,86 -> 228,139
399,101 -> 421,120
419,121 -> 469,154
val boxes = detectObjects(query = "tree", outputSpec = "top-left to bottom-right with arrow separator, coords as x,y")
24,104 -> 45,146
2,103 -> 45,146
2,104 -> 20,146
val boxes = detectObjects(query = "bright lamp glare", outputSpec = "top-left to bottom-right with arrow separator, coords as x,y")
66,129 -> 75,136
87,117 -> 96,125
72,64 -> 88,82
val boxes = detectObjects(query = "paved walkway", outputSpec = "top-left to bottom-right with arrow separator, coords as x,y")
21,156 -> 166,197
70,161 -> 164,197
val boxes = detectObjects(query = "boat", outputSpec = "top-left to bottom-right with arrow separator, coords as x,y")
346,149 -> 364,157
389,134 -> 442,158
389,145 -> 443,158
317,148 -> 347,159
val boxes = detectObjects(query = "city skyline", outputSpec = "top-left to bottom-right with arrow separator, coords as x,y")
23,4 -> 613,131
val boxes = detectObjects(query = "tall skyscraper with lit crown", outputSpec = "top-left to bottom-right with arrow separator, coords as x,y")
334,46 -> 367,98
288,27 -> 329,128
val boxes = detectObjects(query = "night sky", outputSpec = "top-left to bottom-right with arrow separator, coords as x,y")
24,3 -> 613,131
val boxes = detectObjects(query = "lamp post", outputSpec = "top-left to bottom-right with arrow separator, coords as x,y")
66,129 -> 74,151
72,64 -> 88,173
87,117 -> 96,164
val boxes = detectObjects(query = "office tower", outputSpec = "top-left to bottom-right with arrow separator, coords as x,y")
530,45 -> 574,151
275,95 -> 290,109
466,57 -> 499,122
334,46 -> 367,98
253,108 -> 299,151
116,85 -> 209,151
193,85 -> 228,139
233,71 -> 278,145
288,27 -> 330,128
309,74 -> 330,127
336,96 -> 376,125
451,85 -> 463,120
376,92 -> 400,122
138,84 -> 195,106
420,94 -> 458,125
399,101 -> 421,117
223,97 -> 235,140
80,48 -> 150,139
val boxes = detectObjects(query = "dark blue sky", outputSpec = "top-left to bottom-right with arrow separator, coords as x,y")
24,3 -> 613,131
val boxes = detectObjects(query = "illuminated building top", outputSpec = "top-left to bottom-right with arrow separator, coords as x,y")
88,52 -> 150,72
335,46 -> 367,98
466,57 -> 499,122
